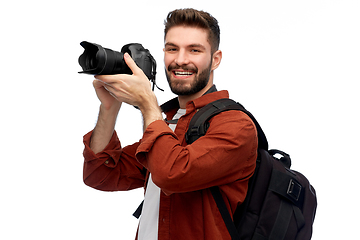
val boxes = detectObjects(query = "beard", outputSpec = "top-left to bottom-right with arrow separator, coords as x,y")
165,61 -> 212,96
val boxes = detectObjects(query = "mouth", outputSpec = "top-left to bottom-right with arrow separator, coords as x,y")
172,70 -> 195,78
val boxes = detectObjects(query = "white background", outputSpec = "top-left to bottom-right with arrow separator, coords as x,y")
1,0 -> 359,239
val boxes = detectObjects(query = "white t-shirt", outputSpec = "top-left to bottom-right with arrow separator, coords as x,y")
138,109 -> 186,240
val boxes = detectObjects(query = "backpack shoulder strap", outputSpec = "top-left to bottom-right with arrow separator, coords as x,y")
185,98 -> 268,240
185,98 -> 268,150
210,186 -> 241,240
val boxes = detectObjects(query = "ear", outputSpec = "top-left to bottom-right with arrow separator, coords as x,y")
211,50 -> 222,71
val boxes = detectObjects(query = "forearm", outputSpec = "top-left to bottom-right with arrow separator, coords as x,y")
136,111 -> 258,195
138,91 -> 163,132
83,131 -> 146,191
90,103 -> 122,154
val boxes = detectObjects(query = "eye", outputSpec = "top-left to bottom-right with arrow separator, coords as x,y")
191,49 -> 201,53
166,47 -> 178,52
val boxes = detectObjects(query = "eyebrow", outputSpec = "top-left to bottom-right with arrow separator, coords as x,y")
164,43 -> 177,48
165,42 -> 206,50
188,44 -> 206,50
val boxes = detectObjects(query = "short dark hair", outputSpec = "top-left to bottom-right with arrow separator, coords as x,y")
164,8 -> 220,53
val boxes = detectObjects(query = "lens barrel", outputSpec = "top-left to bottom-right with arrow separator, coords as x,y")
78,41 -> 129,75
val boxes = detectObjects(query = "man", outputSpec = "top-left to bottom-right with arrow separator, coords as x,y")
83,8 -> 258,240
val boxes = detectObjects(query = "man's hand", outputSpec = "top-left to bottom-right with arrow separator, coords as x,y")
94,53 -> 163,131
94,53 -> 153,108
93,79 -> 121,112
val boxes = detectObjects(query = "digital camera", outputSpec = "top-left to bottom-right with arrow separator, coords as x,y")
78,41 -> 161,91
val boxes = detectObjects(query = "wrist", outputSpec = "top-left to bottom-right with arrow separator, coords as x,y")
90,104 -> 121,154
100,101 -> 122,116
138,93 -> 163,130
96,102 -> 122,134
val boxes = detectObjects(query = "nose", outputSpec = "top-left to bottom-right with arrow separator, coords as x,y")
174,49 -> 190,66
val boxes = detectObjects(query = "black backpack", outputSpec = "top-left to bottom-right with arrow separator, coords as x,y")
185,98 -> 317,240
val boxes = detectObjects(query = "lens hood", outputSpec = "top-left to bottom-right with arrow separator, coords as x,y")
78,41 -> 107,74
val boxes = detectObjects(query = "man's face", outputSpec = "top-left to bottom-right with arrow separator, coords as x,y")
164,26 -> 215,96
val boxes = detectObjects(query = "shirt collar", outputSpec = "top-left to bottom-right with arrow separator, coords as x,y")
161,85 -> 219,113
161,85 -> 230,121
189,87 -> 229,110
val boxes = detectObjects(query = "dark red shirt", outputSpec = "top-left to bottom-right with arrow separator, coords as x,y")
83,89 -> 258,239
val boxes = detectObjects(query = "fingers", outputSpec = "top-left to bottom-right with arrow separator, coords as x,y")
91,54 -> 151,107
124,52 -> 143,76
93,78 -> 105,88
94,53 -> 143,83
94,74 -> 119,85
93,79 -> 113,96
92,79 -> 121,110
93,79 -> 116,96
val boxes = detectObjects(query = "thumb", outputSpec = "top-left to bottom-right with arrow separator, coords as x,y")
124,52 -> 143,75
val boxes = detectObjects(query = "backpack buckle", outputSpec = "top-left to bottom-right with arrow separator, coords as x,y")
185,126 -> 201,143
287,179 -> 302,202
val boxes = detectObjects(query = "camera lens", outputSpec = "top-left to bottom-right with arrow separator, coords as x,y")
87,56 -> 97,70
79,41 -> 128,75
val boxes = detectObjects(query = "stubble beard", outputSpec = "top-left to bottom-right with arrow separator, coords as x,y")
165,62 -> 212,96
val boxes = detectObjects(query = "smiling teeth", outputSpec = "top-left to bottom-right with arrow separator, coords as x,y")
175,71 -> 193,75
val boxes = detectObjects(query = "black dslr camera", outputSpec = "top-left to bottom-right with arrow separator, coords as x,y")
78,41 -> 162,91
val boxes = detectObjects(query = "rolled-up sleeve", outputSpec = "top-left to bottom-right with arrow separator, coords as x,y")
136,120 -> 178,163
135,111 -> 258,195
83,130 -> 146,191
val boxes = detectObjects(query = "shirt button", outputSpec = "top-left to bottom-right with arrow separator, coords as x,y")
104,160 -> 109,164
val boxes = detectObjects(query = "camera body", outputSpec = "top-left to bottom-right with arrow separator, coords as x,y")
78,41 -> 156,81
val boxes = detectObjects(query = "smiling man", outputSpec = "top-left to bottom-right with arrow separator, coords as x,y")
83,8 -> 258,240
164,25 -> 219,104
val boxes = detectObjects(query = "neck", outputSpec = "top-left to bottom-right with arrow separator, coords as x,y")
178,79 -> 214,109
178,89 -> 207,109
